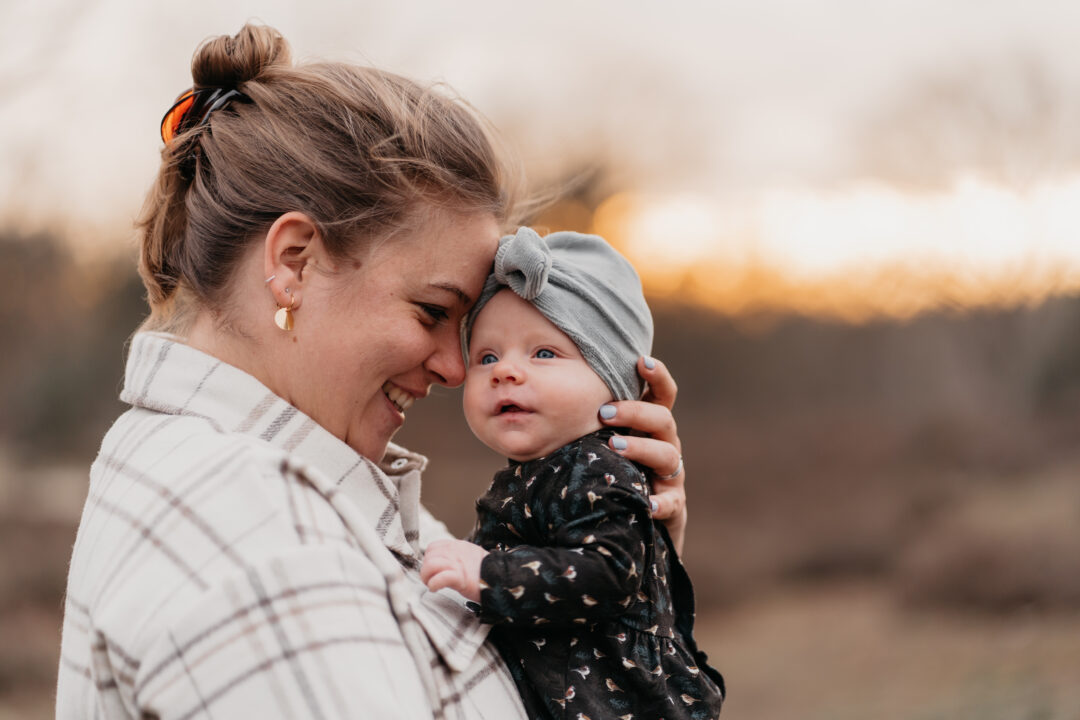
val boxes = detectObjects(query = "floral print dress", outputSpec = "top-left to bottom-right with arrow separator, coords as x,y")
469,429 -> 725,719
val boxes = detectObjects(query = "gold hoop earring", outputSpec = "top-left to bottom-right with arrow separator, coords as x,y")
274,294 -> 296,331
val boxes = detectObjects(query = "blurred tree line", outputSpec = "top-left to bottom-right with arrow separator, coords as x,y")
0,229 -> 146,464
3,224 -> 1080,616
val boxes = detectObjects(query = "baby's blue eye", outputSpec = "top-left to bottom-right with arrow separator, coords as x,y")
480,353 -> 498,365
535,349 -> 556,359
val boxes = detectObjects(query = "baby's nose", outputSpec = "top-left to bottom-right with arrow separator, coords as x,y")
492,360 -> 523,384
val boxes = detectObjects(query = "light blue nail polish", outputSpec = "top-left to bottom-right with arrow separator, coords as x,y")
600,404 -> 617,420
650,500 -> 659,513
644,356 -> 656,370
612,436 -> 628,451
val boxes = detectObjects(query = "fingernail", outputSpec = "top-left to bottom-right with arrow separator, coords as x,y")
611,436 -> 628,451
600,404 -> 617,420
644,356 -> 656,370
650,500 -> 659,513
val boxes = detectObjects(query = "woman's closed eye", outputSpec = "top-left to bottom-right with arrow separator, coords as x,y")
419,304 -> 449,325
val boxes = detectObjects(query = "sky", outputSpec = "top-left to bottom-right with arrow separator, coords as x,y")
3,0 -> 1080,317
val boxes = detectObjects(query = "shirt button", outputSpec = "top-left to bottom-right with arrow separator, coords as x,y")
390,457 -> 409,470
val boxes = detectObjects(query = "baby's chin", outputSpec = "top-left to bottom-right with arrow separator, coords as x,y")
484,433 -> 581,463
477,435 -> 551,463
473,417 -> 606,463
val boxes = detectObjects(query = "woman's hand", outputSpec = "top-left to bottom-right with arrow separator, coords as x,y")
598,356 -> 688,554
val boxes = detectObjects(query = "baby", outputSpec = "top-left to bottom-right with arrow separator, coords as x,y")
421,227 -> 725,719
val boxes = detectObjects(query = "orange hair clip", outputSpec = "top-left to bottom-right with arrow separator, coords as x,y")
160,90 -> 198,144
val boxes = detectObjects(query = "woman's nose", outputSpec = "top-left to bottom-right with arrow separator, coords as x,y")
426,335 -> 467,387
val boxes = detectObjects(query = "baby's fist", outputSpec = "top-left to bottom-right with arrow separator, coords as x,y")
420,539 -> 489,602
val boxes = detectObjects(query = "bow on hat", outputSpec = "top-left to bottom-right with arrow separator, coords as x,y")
492,227 -> 553,300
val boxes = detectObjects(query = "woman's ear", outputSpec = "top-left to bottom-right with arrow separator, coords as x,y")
262,212 -> 325,309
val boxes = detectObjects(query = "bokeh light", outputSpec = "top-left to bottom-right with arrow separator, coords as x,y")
593,174 -> 1080,320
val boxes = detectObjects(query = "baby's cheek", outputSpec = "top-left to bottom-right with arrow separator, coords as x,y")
461,379 -> 484,425
558,400 -> 606,439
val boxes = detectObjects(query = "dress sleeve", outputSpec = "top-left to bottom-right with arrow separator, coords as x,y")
477,452 -> 652,627
135,546 -> 437,720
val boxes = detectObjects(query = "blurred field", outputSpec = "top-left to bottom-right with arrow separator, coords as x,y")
699,579 -> 1080,719
2,230 -> 1080,718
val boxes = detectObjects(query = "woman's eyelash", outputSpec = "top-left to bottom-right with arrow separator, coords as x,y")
420,304 -> 449,324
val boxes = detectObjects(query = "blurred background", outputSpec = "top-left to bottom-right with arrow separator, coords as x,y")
3,0 -> 1080,717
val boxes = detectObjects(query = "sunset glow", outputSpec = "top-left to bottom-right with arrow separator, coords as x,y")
591,175 -> 1080,322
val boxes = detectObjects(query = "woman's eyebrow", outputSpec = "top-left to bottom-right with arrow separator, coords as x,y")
430,282 -> 472,306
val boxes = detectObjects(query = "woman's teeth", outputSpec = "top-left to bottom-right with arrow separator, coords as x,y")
382,382 -> 414,413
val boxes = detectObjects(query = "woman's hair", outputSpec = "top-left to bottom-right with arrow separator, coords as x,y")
138,23 -> 521,331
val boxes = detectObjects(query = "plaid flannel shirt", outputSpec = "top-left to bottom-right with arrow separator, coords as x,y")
56,332 -> 527,720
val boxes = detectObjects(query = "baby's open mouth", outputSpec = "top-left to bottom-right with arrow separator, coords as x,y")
498,402 -> 528,414
382,382 -> 414,413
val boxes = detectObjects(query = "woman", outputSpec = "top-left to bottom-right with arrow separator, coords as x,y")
57,24 -> 689,719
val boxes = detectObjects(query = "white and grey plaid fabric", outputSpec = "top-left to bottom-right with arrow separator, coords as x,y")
57,332 -> 526,720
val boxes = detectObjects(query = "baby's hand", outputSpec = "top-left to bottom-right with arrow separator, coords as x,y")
420,539 -> 489,602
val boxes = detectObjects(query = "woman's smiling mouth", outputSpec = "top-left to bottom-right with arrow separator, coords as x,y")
382,381 -> 415,414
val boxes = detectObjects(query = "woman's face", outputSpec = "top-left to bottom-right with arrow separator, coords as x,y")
295,208 -> 499,461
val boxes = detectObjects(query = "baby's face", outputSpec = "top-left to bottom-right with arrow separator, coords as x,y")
463,290 -> 614,461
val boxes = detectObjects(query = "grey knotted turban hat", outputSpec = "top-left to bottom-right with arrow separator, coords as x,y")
463,227 -> 654,401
